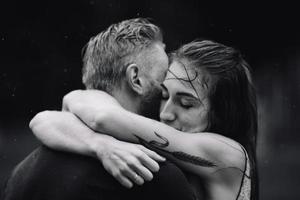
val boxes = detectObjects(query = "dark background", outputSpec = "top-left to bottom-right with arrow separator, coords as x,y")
1,1 -> 299,199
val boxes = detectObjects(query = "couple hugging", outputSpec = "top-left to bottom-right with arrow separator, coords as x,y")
4,18 -> 258,200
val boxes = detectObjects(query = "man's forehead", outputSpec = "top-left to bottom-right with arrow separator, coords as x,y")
149,44 -> 168,66
143,42 -> 167,58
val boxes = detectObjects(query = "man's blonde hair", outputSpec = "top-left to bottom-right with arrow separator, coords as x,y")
82,18 -> 163,93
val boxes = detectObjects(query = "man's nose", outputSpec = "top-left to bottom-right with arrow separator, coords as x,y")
160,100 -> 176,122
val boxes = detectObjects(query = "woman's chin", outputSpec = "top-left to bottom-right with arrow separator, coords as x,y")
181,126 -> 203,133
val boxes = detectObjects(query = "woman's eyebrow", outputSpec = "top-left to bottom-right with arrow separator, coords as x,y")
176,92 -> 198,100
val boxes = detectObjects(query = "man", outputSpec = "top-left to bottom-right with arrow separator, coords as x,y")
3,18 -> 195,200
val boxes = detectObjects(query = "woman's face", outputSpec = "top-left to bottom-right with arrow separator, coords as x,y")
159,60 -> 211,132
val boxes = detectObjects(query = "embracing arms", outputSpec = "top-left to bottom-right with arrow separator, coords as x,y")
30,111 -> 165,188
62,90 -> 248,181
31,90 -> 249,199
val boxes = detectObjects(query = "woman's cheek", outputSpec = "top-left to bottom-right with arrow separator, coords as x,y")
185,112 -> 207,132
180,114 -> 195,132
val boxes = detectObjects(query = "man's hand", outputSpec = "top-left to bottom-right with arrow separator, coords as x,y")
93,137 -> 166,188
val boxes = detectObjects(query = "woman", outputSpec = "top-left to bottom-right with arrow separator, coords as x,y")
31,40 -> 258,200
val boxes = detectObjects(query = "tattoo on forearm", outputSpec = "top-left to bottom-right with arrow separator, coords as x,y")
144,131 -> 169,147
134,132 -> 217,168
171,151 -> 217,167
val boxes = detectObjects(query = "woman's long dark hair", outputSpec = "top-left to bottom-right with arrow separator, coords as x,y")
170,40 -> 258,200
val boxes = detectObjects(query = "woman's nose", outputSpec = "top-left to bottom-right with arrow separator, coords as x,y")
160,100 -> 176,122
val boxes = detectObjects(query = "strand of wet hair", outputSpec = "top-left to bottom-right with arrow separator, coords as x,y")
165,63 -> 202,104
178,60 -> 210,95
181,61 -> 202,102
235,144 -> 249,200
210,135 -> 244,154
165,69 -> 197,84
209,135 -> 251,179
211,166 -> 251,179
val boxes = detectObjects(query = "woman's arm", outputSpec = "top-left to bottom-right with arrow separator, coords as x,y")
30,111 -> 100,156
30,111 -> 165,188
64,90 -> 248,183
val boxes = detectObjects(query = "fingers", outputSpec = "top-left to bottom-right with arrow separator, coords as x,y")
116,157 -> 145,185
101,144 -> 165,188
103,156 -> 145,188
138,153 -> 160,173
133,147 -> 164,173
129,161 -> 154,181
118,151 -> 154,181
139,145 -> 166,162
114,172 -> 133,188
123,168 -> 144,185
104,164 -> 134,188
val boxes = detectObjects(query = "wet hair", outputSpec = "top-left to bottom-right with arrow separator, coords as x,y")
82,18 -> 163,93
170,40 -> 258,200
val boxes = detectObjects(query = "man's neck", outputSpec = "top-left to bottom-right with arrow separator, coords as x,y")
112,89 -> 140,114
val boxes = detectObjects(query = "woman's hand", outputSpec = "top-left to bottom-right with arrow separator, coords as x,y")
92,137 -> 166,188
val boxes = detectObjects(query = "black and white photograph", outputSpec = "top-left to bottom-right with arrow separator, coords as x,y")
0,1 -> 299,200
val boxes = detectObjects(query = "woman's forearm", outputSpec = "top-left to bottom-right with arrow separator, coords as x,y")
29,110 -> 114,158
83,107 -> 246,179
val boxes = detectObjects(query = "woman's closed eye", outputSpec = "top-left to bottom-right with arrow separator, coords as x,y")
178,97 -> 200,109
179,98 -> 197,109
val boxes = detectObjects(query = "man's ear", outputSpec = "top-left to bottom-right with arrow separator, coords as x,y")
126,64 -> 145,95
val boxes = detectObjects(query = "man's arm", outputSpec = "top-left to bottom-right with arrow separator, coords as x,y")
30,111 -> 165,188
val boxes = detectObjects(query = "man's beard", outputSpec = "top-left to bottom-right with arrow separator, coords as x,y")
139,85 -> 162,120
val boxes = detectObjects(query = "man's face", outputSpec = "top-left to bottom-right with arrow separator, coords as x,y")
138,42 -> 169,119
